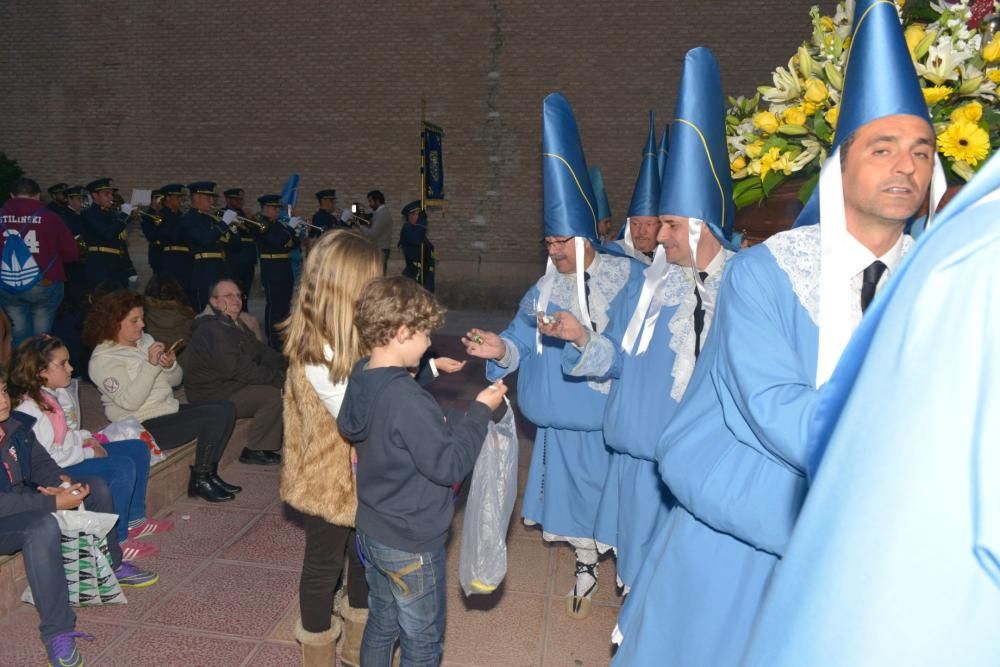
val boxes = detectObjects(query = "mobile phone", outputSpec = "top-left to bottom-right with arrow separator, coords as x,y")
167,338 -> 184,353
351,204 -> 358,213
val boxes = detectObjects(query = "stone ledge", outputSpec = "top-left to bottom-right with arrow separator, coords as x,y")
0,414 -> 253,620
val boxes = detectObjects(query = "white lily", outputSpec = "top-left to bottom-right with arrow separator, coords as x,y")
916,39 -> 969,85
759,59 -> 803,103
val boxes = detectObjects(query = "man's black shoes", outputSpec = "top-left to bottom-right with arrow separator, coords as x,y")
239,448 -> 282,465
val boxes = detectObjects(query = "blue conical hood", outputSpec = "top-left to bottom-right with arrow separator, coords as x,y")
794,0 -> 931,227
658,47 -> 737,250
657,124 -> 670,182
542,93 -> 598,241
627,111 -> 661,218
589,166 -> 612,221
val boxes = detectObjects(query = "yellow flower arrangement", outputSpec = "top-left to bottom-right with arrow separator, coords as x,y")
727,0 -> 1000,209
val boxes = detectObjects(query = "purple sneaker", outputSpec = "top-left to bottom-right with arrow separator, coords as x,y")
114,561 -> 159,588
45,630 -> 93,667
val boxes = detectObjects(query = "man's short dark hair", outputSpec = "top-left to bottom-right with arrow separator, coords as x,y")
838,131 -> 858,170
10,177 -> 40,196
367,190 -> 385,205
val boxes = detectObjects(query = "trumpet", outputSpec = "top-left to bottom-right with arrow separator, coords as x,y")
283,216 -> 325,233
119,204 -> 162,224
347,213 -> 371,227
210,209 -> 267,232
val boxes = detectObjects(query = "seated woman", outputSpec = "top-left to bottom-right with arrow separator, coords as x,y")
183,279 -> 285,465
9,335 -> 173,561
84,290 -> 240,502
142,275 -> 194,353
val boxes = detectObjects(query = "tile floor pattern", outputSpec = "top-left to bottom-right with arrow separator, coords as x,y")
0,331 -> 625,666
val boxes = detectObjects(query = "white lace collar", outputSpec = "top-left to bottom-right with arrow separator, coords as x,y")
765,225 -> 914,327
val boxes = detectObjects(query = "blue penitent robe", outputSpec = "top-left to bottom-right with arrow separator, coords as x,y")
561,253 -> 729,587
741,178 -> 1000,666
612,225 -> 830,666
488,253 -> 643,542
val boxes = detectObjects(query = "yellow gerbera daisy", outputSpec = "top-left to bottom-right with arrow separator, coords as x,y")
937,121 -> 991,166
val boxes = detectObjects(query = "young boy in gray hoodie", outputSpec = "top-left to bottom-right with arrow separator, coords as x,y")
337,276 -> 506,665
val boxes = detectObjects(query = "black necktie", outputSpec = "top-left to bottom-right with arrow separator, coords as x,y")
693,271 -> 709,358
860,261 -> 887,313
583,272 -> 596,330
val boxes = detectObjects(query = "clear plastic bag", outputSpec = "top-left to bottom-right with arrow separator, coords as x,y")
98,416 -> 166,466
459,398 -> 518,596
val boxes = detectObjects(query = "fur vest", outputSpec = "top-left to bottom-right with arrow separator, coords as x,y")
280,361 -> 356,525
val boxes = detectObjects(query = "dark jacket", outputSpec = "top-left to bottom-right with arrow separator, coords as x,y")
337,359 -> 492,553
182,306 -> 286,403
0,413 -> 64,519
143,297 -> 194,350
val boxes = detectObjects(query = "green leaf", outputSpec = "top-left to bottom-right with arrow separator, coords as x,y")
762,136 -> 790,152
813,112 -> 832,142
796,172 -> 820,205
733,178 -> 764,209
761,171 -> 787,197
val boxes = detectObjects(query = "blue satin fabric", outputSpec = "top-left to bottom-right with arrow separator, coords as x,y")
542,93 -> 598,242
657,124 -> 670,184
613,244 -> 820,665
743,152 -> 1000,667
589,165 -> 612,221
627,111 -> 661,218
658,47 -> 737,250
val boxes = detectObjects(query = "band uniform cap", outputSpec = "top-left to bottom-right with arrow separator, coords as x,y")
315,189 -> 337,200
223,188 -> 244,198
401,200 -> 422,216
86,178 -> 115,193
258,194 -> 282,207
47,183 -> 68,195
64,185 -> 86,197
187,181 -> 217,196
160,183 -> 186,197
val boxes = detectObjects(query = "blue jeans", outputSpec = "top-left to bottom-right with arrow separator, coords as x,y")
358,531 -> 447,667
0,476 -> 121,642
64,439 -> 151,543
0,281 -> 64,349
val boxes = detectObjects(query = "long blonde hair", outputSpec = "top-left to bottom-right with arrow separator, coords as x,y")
279,230 -> 382,382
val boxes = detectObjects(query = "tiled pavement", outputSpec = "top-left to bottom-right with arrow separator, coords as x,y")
0,319 -> 624,666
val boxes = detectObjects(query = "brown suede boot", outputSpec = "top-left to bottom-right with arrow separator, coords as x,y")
294,616 -> 342,667
338,597 -> 367,667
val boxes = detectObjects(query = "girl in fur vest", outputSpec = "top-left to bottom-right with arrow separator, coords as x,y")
280,230 -> 464,666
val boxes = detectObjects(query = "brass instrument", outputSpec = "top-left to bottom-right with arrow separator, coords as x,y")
118,204 -> 162,224
284,216 -> 325,234
210,209 -> 267,232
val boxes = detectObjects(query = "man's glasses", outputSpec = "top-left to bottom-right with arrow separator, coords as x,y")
540,237 -> 573,249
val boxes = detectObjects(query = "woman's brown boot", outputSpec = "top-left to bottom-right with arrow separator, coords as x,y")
338,597 -> 368,667
294,616 -> 341,667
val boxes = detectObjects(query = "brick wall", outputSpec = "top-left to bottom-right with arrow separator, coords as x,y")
0,0 -> 833,309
